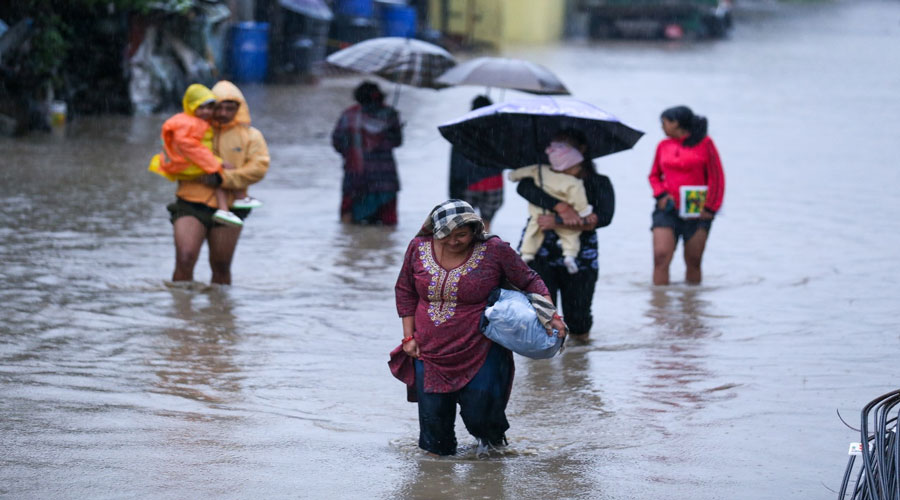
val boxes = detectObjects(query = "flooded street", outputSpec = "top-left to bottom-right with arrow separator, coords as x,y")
2,0 -> 900,498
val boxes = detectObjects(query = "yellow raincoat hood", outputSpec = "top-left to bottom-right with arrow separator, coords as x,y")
211,80 -> 251,127
182,83 -> 216,116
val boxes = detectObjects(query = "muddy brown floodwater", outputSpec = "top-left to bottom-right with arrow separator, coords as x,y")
2,1 -> 899,498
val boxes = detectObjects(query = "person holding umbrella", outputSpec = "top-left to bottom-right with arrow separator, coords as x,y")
649,105 -> 725,285
515,129 -> 615,339
448,95 -> 504,232
508,137 -> 594,275
332,81 -> 403,225
439,97 -> 641,339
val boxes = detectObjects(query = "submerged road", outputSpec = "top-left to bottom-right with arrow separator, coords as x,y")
1,1 -> 899,498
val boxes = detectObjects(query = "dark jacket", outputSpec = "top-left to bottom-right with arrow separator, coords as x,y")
516,171 -> 615,271
449,147 -> 503,199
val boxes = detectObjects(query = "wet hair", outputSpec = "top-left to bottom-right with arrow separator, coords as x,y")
551,127 -> 597,175
354,80 -> 384,106
448,221 -> 486,241
471,95 -> 492,110
661,105 -> 708,147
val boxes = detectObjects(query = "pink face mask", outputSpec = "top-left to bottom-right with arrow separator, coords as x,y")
545,141 -> 584,172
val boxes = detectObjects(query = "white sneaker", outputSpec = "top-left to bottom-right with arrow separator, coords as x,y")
231,196 -> 263,209
213,209 -> 244,227
563,256 -> 579,274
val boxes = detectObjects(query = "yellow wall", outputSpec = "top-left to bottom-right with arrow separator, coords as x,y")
428,0 -> 565,47
501,0 -> 565,45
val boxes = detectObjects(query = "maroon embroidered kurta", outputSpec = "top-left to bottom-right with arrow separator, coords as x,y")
389,236 -> 549,394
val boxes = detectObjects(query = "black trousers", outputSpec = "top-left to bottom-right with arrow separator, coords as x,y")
529,258 -> 598,335
414,343 -> 511,456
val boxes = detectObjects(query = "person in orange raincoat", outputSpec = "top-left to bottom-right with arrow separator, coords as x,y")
148,83 -> 246,227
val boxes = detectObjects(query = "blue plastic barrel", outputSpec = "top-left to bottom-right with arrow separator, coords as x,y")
336,0 -> 374,18
230,22 -> 269,83
381,5 -> 417,38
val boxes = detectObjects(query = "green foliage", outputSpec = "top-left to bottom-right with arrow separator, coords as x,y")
28,13 -> 70,84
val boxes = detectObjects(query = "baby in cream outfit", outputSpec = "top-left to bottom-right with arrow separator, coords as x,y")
508,141 -> 592,274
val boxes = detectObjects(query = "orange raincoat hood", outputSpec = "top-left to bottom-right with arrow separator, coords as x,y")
147,83 -> 221,181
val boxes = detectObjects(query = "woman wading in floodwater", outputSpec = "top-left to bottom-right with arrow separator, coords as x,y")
389,200 -> 566,456
649,105 -> 725,285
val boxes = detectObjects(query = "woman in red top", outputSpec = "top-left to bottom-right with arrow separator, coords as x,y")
648,106 -> 725,285
389,200 -> 566,456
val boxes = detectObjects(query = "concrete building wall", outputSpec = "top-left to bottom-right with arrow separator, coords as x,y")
501,0 -> 565,44
428,0 -> 565,48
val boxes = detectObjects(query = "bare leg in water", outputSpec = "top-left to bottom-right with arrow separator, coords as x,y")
683,228 -> 709,285
652,227 -> 677,286
172,216 -> 207,282
207,223 -> 242,285
172,214 -> 242,285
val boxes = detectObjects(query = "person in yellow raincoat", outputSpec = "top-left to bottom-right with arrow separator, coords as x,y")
148,83 -> 261,226
166,80 -> 270,285
149,83 -> 246,227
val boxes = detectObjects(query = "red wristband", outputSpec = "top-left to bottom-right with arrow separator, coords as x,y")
402,336 -> 415,343
552,312 -> 562,321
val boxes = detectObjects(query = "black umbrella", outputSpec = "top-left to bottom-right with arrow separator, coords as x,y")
438,96 -> 644,169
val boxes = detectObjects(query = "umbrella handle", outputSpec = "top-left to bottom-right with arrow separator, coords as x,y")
392,82 -> 401,107
532,115 -> 547,215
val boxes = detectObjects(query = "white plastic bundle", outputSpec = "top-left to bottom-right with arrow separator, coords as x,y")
482,289 -> 563,359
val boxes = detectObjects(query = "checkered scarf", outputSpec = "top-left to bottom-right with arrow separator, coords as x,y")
417,199 -> 486,240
